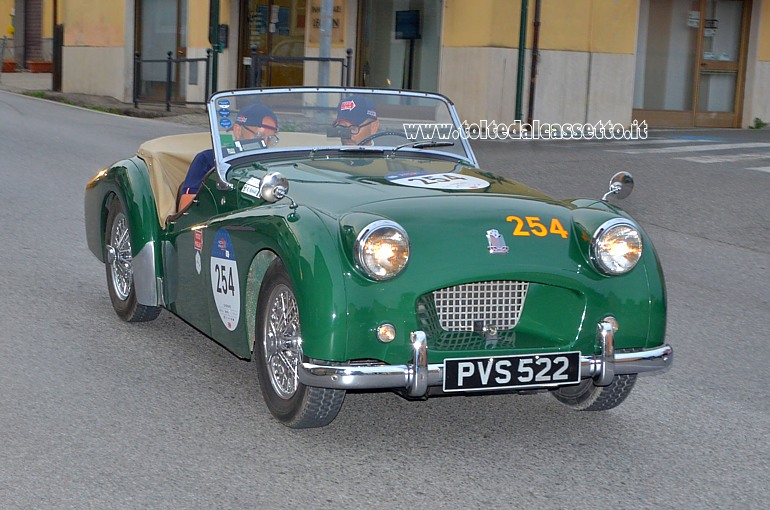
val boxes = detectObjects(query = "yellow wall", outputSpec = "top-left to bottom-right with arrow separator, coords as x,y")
443,0 -> 522,48
760,0 -> 770,62
189,0 -> 233,48
0,1 -> 55,39
189,0 -> 210,48
443,0 -> 638,54
63,0 -> 125,47
1,0 -> 14,37
43,0 -> 53,38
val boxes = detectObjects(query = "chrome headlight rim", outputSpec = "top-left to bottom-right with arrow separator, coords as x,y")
590,218 -> 643,276
354,220 -> 410,281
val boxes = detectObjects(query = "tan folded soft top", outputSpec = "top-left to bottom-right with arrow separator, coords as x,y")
136,132 -> 211,227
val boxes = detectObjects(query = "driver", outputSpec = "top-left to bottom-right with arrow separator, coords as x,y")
332,95 -> 379,146
178,102 -> 279,210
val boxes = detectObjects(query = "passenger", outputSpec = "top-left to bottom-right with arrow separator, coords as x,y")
332,95 -> 380,146
178,103 -> 279,210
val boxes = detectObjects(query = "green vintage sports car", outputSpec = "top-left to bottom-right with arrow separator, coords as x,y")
85,88 -> 672,428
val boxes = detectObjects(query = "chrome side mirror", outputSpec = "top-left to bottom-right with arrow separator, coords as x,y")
602,171 -> 634,201
260,172 -> 298,210
260,172 -> 289,203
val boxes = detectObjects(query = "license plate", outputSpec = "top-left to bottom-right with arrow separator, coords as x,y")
443,351 -> 581,392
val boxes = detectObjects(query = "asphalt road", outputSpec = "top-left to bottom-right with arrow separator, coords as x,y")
1,90 -> 768,509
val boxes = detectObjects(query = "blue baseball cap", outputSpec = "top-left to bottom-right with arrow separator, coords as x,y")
236,102 -> 278,130
335,95 -> 377,126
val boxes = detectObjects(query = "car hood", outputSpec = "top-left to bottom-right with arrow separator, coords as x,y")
256,156 -> 618,284
264,156 -> 558,213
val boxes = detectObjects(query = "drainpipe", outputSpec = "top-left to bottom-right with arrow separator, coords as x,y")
526,0 -> 541,125
514,0 -> 528,121
209,0 -> 220,93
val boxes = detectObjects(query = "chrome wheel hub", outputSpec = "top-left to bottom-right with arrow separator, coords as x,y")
108,212 -> 133,301
263,284 -> 301,399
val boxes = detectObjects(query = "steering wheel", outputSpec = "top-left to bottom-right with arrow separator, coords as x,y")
357,131 -> 410,146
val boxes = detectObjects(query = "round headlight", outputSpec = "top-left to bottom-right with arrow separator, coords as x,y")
591,219 -> 643,275
355,220 -> 410,280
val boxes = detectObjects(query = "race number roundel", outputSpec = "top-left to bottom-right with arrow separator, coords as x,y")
385,172 -> 490,190
210,229 -> 241,331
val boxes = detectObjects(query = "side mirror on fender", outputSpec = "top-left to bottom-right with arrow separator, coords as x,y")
602,171 -> 634,201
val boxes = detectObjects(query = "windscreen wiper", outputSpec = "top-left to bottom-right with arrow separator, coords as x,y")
390,140 -> 455,156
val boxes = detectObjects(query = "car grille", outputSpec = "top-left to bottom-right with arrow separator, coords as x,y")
416,281 -> 529,350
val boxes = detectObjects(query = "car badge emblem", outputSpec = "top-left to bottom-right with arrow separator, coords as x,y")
486,229 -> 509,254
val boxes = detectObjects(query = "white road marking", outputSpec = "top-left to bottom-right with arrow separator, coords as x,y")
558,138 -> 716,148
675,153 -> 770,164
608,142 -> 770,154
746,166 -> 770,174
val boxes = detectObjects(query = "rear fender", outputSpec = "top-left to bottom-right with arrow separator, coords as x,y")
84,157 -> 163,306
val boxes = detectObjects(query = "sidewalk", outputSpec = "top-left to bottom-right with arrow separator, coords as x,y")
0,71 -> 208,127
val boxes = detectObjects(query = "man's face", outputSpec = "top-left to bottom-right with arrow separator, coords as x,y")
336,119 -> 379,146
233,115 -> 279,146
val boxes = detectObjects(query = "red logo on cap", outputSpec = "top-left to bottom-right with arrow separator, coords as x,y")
236,115 -> 247,123
340,100 -> 356,111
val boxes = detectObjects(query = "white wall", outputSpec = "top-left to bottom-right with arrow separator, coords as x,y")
62,47 -> 126,100
439,47 -> 634,126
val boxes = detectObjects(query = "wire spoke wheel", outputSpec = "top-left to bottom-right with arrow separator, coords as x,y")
104,198 -> 161,323
263,284 -> 301,399
255,260 -> 345,428
109,212 -> 133,301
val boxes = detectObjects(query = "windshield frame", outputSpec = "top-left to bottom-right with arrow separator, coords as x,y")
206,87 -> 478,186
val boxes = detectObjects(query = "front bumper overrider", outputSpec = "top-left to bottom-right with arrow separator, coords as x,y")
297,319 -> 673,397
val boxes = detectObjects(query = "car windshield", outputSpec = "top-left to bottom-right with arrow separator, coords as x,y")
207,88 -> 476,178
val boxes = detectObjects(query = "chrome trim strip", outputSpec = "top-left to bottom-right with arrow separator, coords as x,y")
581,345 -> 673,378
132,242 -> 158,306
297,330 -> 673,395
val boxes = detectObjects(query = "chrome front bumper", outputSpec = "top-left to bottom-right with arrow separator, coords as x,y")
297,320 -> 673,397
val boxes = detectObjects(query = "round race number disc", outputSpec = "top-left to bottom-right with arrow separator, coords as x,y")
210,229 -> 241,331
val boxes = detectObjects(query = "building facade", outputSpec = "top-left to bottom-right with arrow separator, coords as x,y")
1,0 -> 54,70
55,0 -> 769,128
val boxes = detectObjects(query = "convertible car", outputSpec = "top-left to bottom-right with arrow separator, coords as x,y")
85,87 -> 673,428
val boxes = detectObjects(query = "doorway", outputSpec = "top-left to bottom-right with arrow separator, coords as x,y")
238,0 -> 307,87
356,0 -> 441,91
633,0 -> 751,127
135,0 -> 188,101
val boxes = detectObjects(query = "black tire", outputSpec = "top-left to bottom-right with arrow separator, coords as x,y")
552,374 -> 637,411
255,260 -> 345,428
104,198 -> 161,322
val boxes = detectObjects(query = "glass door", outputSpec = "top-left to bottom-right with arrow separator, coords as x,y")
135,0 -> 188,101
695,0 -> 748,126
633,0 -> 750,127
239,0 -> 306,87
356,0 -> 442,91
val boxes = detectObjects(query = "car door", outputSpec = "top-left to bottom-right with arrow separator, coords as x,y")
164,184 -> 219,335
202,179 -> 257,359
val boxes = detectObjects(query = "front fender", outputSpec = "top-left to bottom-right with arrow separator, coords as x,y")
84,157 -> 163,306
214,204 -> 349,361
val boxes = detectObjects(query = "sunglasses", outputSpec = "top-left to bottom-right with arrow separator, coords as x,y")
333,119 -> 375,136
240,124 -> 279,145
